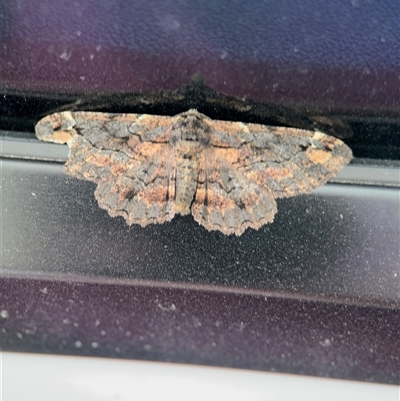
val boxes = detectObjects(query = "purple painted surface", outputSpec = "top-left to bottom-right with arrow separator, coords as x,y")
2,160 -> 400,307
1,0 -> 399,111
1,277 -> 399,384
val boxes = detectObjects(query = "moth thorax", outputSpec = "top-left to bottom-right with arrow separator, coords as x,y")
175,138 -> 204,153
170,121 -> 210,149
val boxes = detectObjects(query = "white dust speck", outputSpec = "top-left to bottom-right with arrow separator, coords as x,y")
320,338 -> 332,347
157,303 -> 176,312
1,310 -> 9,319
91,342 -> 99,348
159,15 -> 180,31
74,341 -> 82,348
59,50 -> 72,61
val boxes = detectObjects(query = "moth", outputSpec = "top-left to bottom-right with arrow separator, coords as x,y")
35,109 -> 352,235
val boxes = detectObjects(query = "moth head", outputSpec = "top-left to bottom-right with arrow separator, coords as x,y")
169,109 -> 211,147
